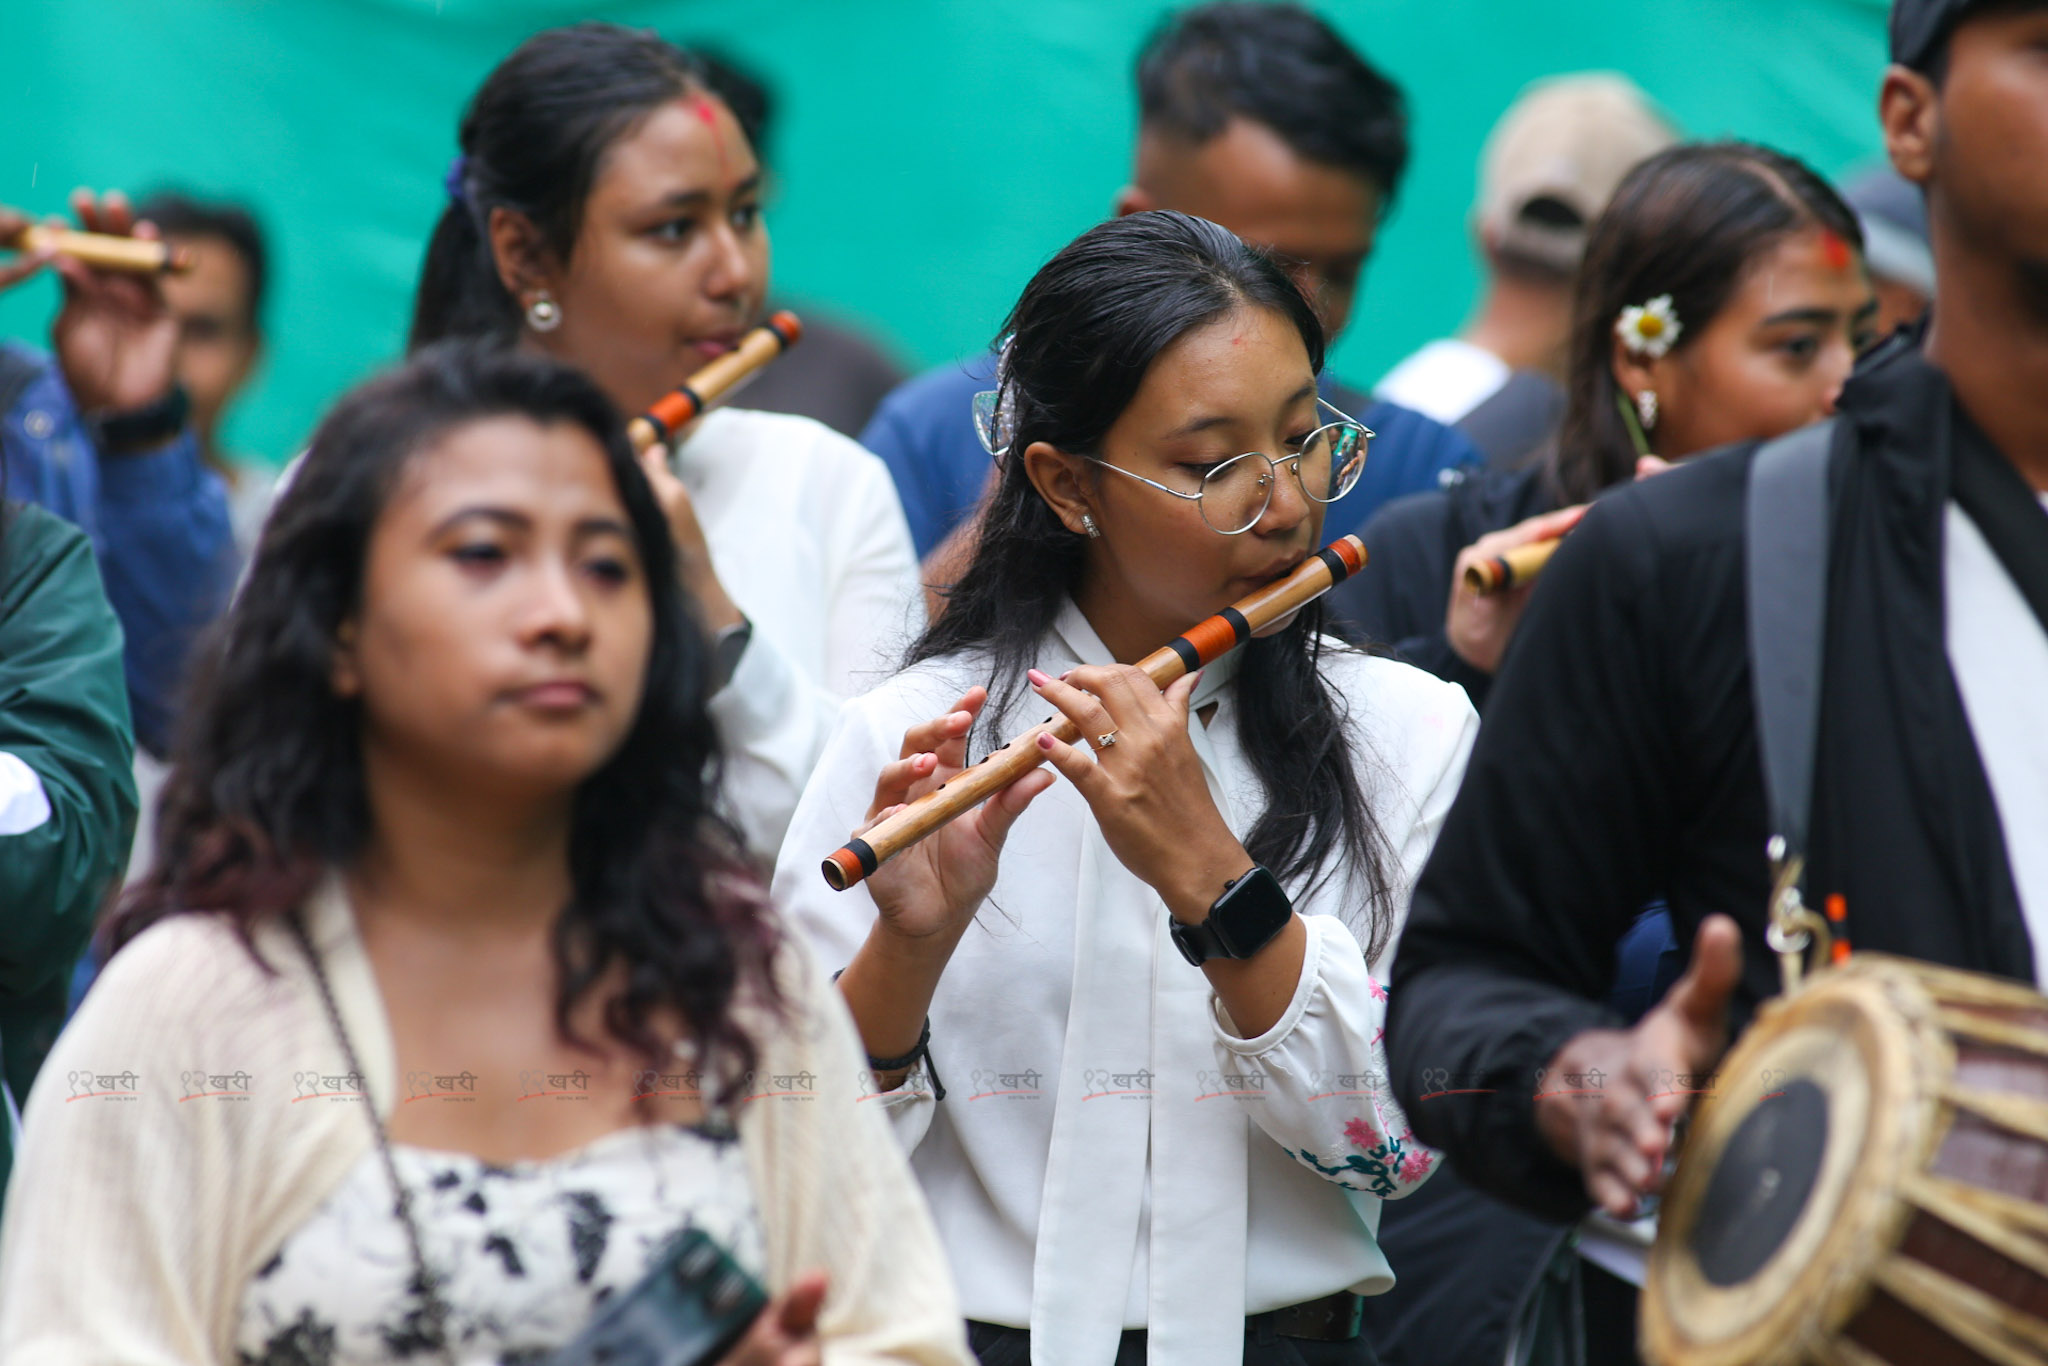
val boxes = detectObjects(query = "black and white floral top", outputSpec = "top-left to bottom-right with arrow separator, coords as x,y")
235,1121 -> 763,1366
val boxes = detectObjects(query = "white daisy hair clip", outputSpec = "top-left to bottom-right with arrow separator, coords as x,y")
1616,294 -> 1682,359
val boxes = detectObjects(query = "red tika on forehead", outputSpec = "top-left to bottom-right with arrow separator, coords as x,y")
1820,229 -> 1853,272
685,92 -> 731,177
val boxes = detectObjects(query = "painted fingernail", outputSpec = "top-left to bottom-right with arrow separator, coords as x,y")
1059,669 -> 1073,681
1027,669 -> 1050,686
1036,733 -> 1055,751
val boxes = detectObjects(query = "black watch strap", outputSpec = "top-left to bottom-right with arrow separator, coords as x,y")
1171,865 -> 1293,966
87,383 -> 190,455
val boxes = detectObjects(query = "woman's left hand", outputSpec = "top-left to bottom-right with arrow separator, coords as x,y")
1026,664 -> 1252,921
637,441 -> 745,634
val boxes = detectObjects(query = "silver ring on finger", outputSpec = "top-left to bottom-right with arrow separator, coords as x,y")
1092,730 -> 1120,751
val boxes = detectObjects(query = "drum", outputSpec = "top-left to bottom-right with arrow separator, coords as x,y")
1644,953 -> 2048,1366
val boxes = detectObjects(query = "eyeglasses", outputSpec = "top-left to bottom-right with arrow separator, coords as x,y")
1086,398 -> 1372,535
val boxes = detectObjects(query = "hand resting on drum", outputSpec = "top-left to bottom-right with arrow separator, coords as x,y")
1533,914 -> 1744,1218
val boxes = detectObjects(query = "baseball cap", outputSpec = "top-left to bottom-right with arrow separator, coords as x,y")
1890,0 -> 1977,72
1843,166 -> 1935,296
1477,74 -> 1679,274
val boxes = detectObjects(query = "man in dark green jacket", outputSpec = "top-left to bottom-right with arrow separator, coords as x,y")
0,500 -> 138,1192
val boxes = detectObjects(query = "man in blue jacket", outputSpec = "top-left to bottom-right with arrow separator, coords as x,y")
0,193 -> 236,758
864,3 -> 1480,563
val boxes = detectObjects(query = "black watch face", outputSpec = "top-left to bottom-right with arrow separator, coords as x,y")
1212,867 -> 1292,958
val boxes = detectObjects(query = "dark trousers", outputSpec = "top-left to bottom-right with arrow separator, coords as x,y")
966,1320 -> 1382,1365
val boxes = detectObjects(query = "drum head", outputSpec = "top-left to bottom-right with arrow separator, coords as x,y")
1643,959 -> 1953,1366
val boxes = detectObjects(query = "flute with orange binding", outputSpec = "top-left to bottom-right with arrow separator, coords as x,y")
6,224 -> 193,275
627,310 -> 803,453
1463,537 -> 1562,596
820,534 -> 1368,890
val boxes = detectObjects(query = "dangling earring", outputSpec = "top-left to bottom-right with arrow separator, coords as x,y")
526,291 -> 561,333
1635,389 -> 1659,430
1080,512 -> 1100,539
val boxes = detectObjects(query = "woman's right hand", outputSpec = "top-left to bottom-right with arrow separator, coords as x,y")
720,1272 -> 827,1366
860,685 -> 1054,945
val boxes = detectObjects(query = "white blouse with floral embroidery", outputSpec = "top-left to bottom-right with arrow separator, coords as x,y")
773,602 -> 1477,1366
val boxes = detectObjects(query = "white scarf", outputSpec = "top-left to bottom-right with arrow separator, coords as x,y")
1027,601 -> 1251,1366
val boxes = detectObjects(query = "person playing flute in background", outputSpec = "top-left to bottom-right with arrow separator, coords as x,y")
406,23 -> 922,863
773,212 -> 1478,1366
1328,142 -> 1876,711
0,194 -> 237,760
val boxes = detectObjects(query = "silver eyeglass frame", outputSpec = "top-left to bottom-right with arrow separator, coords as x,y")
1082,396 -> 1373,536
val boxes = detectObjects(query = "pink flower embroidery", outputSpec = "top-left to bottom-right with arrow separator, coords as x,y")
1343,1116 -> 1380,1151
1367,976 -> 1388,1004
1398,1149 -> 1434,1184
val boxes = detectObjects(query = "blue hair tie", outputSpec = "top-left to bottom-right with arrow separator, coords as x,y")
442,155 -> 468,205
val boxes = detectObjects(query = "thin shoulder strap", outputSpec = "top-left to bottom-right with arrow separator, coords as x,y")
1744,418 -> 1838,868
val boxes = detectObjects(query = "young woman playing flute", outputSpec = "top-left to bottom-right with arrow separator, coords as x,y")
772,212 -> 1479,1366
408,23 -> 922,862
1329,142 -> 1877,706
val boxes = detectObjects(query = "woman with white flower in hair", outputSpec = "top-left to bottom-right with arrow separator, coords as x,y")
1329,140 -> 1878,704
1323,140 -> 1879,1366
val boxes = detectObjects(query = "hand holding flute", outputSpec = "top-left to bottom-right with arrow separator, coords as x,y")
11,191 -> 185,416
630,311 -> 804,634
1446,505 -> 1586,675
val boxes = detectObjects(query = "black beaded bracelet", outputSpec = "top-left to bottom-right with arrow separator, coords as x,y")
834,969 -> 945,1100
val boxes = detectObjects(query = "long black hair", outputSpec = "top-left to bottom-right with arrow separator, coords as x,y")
113,343 -> 778,1093
917,211 -> 1397,954
1551,141 -> 1864,503
408,23 -> 716,350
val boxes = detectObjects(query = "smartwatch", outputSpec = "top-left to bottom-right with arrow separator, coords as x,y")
1171,864 -> 1293,966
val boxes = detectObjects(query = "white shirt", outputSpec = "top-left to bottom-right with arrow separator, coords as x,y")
773,604 -> 1478,1366
674,407 -> 924,860
1374,339 -> 1510,426
1944,497 -> 2048,967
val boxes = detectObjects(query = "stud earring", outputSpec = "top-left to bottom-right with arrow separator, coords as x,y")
1080,512 -> 1100,539
1635,389 -> 1659,430
526,291 -> 562,333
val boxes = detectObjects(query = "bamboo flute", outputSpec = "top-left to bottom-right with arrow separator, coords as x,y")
820,534 -> 1368,890
8,224 -> 192,275
627,310 -> 803,453
1463,537 -> 1562,596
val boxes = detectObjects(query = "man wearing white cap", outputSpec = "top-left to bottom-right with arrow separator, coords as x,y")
1377,75 -> 1676,466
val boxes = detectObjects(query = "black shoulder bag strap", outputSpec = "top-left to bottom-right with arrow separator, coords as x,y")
1745,419 -> 1838,983
1745,419 -> 1837,864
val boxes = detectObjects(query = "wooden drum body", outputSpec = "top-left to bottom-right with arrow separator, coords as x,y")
1645,954 -> 2048,1365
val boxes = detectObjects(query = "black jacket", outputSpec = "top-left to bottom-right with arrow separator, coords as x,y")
1386,334 -> 2034,1223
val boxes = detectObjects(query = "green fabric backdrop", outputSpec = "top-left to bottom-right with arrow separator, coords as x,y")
0,0 -> 1891,463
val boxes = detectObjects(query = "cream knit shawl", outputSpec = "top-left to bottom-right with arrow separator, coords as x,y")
0,882 -> 968,1365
